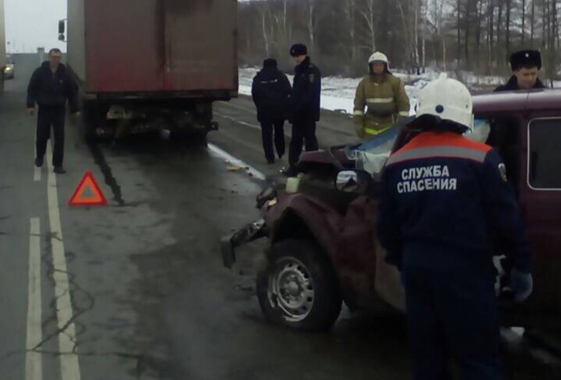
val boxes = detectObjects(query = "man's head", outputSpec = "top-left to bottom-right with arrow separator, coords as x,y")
368,52 -> 389,75
510,50 -> 542,89
263,58 -> 277,69
290,44 -> 307,65
49,48 -> 62,68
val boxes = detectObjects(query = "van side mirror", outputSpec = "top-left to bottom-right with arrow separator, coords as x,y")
335,170 -> 371,195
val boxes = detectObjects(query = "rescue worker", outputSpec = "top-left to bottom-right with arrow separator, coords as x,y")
377,74 -> 533,380
495,50 -> 546,91
353,52 -> 410,140
251,58 -> 292,164
283,43 -> 321,177
27,48 -> 79,174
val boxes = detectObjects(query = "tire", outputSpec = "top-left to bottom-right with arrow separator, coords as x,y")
256,239 -> 342,331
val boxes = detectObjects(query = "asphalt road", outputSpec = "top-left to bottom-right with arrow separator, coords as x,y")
0,54 -> 559,380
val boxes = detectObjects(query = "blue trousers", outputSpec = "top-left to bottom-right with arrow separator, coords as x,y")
403,266 -> 501,380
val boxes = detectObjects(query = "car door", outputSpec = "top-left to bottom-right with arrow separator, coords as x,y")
517,116 -> 561,327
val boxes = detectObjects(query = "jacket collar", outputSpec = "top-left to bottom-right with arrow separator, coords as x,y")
295,56 -> 311,72
505,75 -> 546,90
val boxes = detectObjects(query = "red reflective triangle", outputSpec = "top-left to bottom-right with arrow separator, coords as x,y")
68,171 -> 107,206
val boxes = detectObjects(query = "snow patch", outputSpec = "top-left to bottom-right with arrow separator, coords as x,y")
239,67 -> 558,116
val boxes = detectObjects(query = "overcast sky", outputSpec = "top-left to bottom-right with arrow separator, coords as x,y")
5,0 -> 67,53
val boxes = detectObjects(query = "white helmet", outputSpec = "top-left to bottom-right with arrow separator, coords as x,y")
416,73 -> 473,130
368,52 -> 389,65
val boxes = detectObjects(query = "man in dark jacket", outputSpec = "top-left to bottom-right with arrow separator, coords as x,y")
378,74 -> 532,380
284,43 -> 321,176
252,58 -> 292,164
27,48 -> 79,174
491,50 -> 545,189
495,50 -> 546,92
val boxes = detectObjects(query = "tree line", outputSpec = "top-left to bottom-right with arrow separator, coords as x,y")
238,0 -> 560,81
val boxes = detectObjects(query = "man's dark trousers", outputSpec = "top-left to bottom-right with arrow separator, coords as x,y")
288,118 -> 318,167
403,266 -> 501,380
36,106 -> 66,167
261,120 -> 285,163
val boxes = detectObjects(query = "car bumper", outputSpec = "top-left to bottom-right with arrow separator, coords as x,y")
220,219 -> 267,269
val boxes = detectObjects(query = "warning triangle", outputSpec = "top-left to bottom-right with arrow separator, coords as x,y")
68,171 -> 107,206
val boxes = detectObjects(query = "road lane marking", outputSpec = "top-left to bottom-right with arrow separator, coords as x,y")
46,143 -> 82,380
219,100 -> 257,114
34,133 -> 41,182
214,111 -> 261,130
208,143 -> 266,181
26,218 -> 43,380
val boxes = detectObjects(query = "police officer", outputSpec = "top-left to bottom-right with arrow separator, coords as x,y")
27,48 -> 79,174
491,50 -> 545,190
284,43 -> 321,176
495,50 -> 546,91
252,58 -> 292,164
377,74 -> 533,380
354,52 -> 410,140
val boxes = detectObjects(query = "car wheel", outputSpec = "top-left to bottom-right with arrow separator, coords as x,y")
256,239 -> 342,331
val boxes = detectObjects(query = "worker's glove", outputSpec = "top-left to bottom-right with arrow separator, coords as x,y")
354,121 -> 366,139
358,127 -> 367,140
510,269 -> 533,303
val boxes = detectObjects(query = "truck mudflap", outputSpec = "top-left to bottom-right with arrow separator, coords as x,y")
221,219 -> 267,269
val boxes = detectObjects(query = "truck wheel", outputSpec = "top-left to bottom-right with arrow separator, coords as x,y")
256,239 -> 342,331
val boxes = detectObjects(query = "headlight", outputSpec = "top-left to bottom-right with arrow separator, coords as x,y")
5,67 -> 12,72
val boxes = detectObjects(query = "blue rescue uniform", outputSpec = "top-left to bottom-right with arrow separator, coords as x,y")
377,131 -> 530,380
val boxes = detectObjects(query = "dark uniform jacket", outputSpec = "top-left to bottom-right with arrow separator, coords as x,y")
291,57 -> 321,122
377,131 -> 530,275
27,62 -> 79,113
251,67 -> 292,122
494,76 -> 546,92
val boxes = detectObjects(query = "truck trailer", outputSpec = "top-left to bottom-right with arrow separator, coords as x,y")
61,0 -> 238,142
0,0 -> 6,91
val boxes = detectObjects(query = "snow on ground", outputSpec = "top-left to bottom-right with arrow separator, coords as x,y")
239,66 -> 558,116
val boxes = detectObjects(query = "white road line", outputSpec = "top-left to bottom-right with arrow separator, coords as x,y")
214,112 -> 261,131
46,144 -> 82,380
219,100 -> 257,114
208,143 -> 267,181
26,218 -> 43,380
33,132 -> 41,182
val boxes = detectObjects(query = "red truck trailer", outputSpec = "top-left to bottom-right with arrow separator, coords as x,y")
61,0 -> 238,142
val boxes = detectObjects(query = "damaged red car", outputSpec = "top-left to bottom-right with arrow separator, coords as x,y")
221,89 -> 561,338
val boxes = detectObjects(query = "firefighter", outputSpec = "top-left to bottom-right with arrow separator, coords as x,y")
27,48 -> 79,174
283,43 -> 321,177
495,50 -> 546,91
353,52 -> 410,140
251,58 -> 292,164
377,74 -> 533,380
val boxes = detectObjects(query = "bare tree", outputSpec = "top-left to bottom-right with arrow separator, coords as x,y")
305,0 -> 317,54
357,0 -> 378,53
236,0 -> 559,81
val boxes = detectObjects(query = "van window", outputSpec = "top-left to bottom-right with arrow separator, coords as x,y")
529,119 -> 561,189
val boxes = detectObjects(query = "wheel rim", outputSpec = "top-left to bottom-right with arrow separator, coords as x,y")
267,257 -> 315,322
